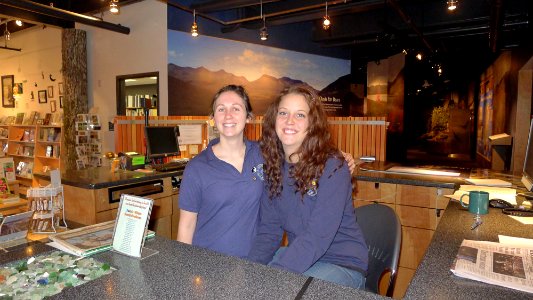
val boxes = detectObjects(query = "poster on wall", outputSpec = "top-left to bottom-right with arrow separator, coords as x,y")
167,30 -> 351,116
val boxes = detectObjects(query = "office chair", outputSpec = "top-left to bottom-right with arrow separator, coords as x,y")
355,203 -> 402,297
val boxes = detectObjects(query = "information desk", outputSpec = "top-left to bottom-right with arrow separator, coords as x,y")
1,237 -> 386,299
405,201 -> 532,299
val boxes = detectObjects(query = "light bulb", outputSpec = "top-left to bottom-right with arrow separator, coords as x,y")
323,16 -> 331,30
191,22 -> 198,37
260,27 -> 268,41
109,0 -> 119,14
447,0 -> 457,11
15,20 -> 23,26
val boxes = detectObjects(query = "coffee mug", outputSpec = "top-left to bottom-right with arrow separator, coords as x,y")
460,191 -> 489,215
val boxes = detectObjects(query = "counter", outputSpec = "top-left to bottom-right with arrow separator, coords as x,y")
34,168 -> 182,239
405,201 -> 532,299
1,238 -> 386,300
34,167 -> 183,190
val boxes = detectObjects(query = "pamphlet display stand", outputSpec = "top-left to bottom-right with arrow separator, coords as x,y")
111,194 -> 158,259
26,185 -> 67,233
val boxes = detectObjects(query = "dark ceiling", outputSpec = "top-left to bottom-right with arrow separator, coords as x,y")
1,0 -> 532,77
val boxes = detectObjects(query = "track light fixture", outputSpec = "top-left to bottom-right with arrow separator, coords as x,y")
109,0 -> 119,14
191,9 -> 198,37
15,20 -> 23,26
259,0 -> 268,41
447,0 -> 457,11
416,52 -> 423,60
260,17 -> 268,41
323,2 -> 331,30
3,23 -> 10,41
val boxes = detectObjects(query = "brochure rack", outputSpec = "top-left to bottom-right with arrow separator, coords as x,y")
27,185 -> 67,233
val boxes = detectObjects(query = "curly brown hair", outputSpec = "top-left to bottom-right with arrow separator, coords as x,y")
260,85 -> 343,199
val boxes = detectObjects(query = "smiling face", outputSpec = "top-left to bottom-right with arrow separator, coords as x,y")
275,93 -> 310,160
212,91 -> 250,139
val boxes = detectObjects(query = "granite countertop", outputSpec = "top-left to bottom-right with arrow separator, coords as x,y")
354,161 -> 466,189
1,238 -> 386,299
405,201 -> 532,299
34,167 -> 183,189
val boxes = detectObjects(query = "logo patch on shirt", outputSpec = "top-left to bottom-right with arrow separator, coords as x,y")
307,179 -> 318,197
252,164 -> 264,181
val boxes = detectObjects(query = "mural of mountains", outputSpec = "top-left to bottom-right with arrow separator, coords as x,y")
168,64 -> 325,116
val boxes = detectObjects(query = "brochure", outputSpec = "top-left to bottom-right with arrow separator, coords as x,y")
48,220 -> 155,257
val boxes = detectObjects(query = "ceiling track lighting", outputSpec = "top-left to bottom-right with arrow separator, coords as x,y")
259,0 -> 268,41
447,0 -> 457,11
15,20 -> 23,26
323,2 -> 331,30
109,0 -> 120,14
191,9 -> 198,37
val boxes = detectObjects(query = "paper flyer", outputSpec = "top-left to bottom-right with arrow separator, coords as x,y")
112,194 -> 153,258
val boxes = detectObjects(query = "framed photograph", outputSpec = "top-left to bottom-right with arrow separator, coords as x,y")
76,159 -> 85,170
58,82 -> 64,95
1,75 -> 14,108
50,100 -> 57,113
13,83 -> 23,95
38,90 -> 47,103
47,86 -> 54,98
59,96 -> 63,108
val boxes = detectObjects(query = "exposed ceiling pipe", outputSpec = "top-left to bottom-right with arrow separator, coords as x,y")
387,0 -> 433,52
166,0 -> 384,27
0,0 -> 130,34
0,45 -> 21,51
489,0 -> 504,53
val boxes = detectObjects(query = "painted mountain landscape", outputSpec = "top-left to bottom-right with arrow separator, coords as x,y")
167,30 -> 353,116
168,64 -> 320,115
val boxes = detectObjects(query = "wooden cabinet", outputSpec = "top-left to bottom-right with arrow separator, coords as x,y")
34,126 -> 62,174
0,124 -> 8,155
62,177 -> 174,238
354,180 -> 453,299
4,125 -> 62,197
7,125 -> 36,197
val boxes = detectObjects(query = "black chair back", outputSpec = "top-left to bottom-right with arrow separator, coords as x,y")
355,203 -> 402,297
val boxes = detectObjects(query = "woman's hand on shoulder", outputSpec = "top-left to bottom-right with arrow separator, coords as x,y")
340,151 -> 363,174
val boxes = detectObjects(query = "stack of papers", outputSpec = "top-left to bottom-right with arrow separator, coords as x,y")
464,178 -> 512,187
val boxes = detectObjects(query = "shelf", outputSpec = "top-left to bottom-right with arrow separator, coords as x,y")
9,140 -> 35,144
37,140 -> 61,145
8,154 -> 34,158
36,155 -> 60,160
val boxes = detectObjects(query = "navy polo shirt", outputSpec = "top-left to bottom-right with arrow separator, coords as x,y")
179,138 -> 264,258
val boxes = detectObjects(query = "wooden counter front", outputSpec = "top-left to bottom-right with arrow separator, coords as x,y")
62,177 -> 174,238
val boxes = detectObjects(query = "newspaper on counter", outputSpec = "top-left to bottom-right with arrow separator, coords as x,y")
450,239 -> 533,293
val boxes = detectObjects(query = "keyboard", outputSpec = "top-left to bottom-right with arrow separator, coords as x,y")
153,160 -> 188,172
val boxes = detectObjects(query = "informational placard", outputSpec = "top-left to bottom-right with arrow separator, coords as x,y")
112,194 -> 153,258
177,124 -> 202,145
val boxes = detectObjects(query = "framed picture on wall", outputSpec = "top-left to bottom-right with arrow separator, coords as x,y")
59,96 -> 63,108
38,90 -> 47,103
47,86 -> 54,98
50,100 -> 57,113
58,82 -> 64,95
1,75 -> 15,108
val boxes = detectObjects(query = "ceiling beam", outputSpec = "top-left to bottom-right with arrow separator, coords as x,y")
0,0 -> 130,34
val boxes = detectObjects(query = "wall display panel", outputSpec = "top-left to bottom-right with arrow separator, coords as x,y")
167,30 -> 351,116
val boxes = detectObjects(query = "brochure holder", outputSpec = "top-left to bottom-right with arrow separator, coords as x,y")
26,185 -> 67,233
111,194 -> 158,259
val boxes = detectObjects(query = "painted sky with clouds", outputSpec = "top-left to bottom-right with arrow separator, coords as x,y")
168,30 -> 350,90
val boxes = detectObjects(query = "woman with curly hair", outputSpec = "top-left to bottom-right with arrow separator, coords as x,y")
248,85 -> 368,289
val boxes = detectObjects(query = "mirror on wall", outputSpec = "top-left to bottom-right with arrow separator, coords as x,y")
116,72 -> 159,116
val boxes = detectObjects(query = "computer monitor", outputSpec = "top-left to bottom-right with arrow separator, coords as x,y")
521,119 -> 533,191
145,126 -> 181,160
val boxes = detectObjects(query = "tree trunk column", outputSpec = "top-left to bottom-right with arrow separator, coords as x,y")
62,29 -> 88,171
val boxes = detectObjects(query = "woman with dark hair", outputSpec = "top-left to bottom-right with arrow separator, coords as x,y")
178,85 -> 264,258
248,85 -> 368,289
